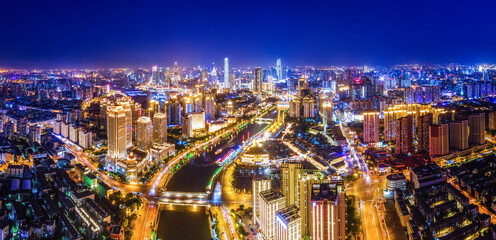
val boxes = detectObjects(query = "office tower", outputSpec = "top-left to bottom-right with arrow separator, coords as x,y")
224,58 -> 229,90
450,120 -> 469,151
29,125 -> 41,144
469,113 -> 485,145
137,116 -> 153,151
254,67 -> 263,93
489,111 -> 496,130
277,58 -> 282,81
429,124 -> 449,156
153,113 -> 167,144
275,205 -> 301,240
417,113 -> 432,153
396,115 -> 413,154
309,182 -> 346,240
107,106 -> 127,160
281,162 -> 302,206
253,177 -> 272,226
298,173 -> 326,236
363,112 -> 380,143
259,190 -> 285,240
117,101 -> 133,148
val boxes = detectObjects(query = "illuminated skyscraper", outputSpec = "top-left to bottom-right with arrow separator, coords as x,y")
489,111 -> 496,130
253,177 -> 271,226
309,182 -> 346,240
281,162 -> 302,206
153,113 -> 167,144
429,124 -> 449,156
363,112 -> 380,143
417,113 -> 432,153
277,58 -> 282,81
224,58 -> 229,90
254,67 -> 263,93
259,190 -> 285,240
117,101 -> 133,148
469,113 -> 485,145
396,115 -> 414,154
136,116 -> 153,151
107,106 -> 127,161
275,205 -> 301,240
450,120 -> 469,151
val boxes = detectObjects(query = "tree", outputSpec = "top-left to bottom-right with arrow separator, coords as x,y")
121,218 -> 128,228
239,204 -> 245,211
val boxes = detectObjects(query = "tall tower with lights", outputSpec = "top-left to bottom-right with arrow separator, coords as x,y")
224,58 -> 229,90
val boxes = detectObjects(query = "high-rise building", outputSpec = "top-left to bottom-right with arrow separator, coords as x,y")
29,125 -> 42,144
489,111 -> 496,130
117,101 -> 133,148
450,120 -> 469,151
298,172 -> 326,236
417,113 -> 432,153
254,67 -> 263,93
469,113 -> 485,145
404,87 -> 415,104
289,99 -> 301,118
275,205 -> 301,240
309,182 -> 346,240
396,115 -> 414,154
153,113 -> 167,144
276,59 -> 282,81
107,106 -> 128,161
224,58 -> 229,90
302,97 -> 315,118
253,177 -> 272,226
259,190 -> 285,240
281,162 -> 302,206
363,112 -> 380,143
182,112 -> 206,138
137,116 -> 153,151
429,124 -> 449,156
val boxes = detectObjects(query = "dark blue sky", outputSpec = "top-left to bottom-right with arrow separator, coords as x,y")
1,0 -> 496,68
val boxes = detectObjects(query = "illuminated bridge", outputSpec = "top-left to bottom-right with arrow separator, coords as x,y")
160,191 -> 209,199
254,118 -> 274,123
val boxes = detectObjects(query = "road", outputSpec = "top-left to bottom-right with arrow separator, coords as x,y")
59,105 -> 278,240
335,108 -> 388,240
348,174 -> 388,240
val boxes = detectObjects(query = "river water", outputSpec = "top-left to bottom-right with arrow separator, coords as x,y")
157,109 -> 278,240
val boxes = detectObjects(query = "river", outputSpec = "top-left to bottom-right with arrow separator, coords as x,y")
157,109 -> 278,240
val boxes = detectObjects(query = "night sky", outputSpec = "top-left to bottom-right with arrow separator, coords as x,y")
1,0 -> 496,68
